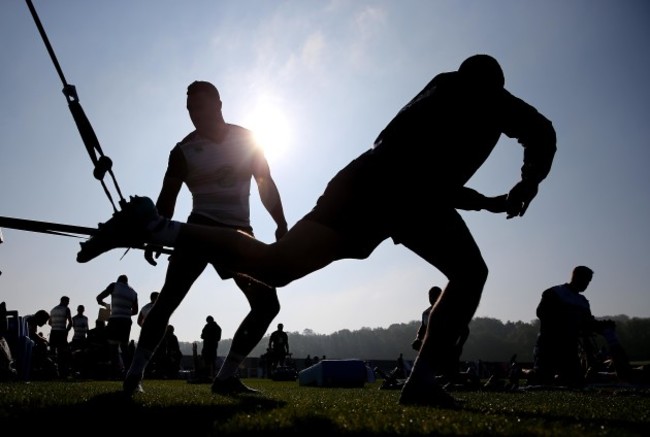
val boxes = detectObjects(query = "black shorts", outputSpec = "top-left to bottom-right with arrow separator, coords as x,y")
172,213 -> 254,280
301,150 -> 396,259
49,330 -> 69,348
106,318 -> 132,344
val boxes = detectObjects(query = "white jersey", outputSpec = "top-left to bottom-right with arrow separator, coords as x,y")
139,302 -> 155,324
72,314 -> 89,340
49,304 -> 69,331
168,125 -> 265,227
108,282 -> 138,320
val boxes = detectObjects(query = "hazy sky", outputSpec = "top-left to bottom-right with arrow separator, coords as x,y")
1,0 -> 649,344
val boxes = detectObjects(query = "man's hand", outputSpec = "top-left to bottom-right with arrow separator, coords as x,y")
144,244 -> 164,266
506,180 -> 539,219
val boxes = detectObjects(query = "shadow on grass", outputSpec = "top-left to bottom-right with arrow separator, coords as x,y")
2,390 -> 290,436
0,389 -> 386,436
459,389 -> 650,436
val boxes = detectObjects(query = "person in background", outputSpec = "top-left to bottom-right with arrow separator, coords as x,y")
268,323 -> 290,369
97,274 -> 138,379
138,291 -> 159,327
532,266 -> 618,388
49,296 -> 72,378
71,304 -> 89,352
201,315 -> 222,379
25,310 -> 57,379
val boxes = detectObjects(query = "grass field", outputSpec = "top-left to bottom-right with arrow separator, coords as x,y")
1,378 -> 649,436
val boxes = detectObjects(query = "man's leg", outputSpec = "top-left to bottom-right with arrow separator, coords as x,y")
77,197 -> 343,288
211,275 -> 280,394
179,219 -> 346,287
124,252 -> 206,394
396,209 -> 488,406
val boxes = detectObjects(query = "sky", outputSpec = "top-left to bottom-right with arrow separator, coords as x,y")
1,0 -> 649,344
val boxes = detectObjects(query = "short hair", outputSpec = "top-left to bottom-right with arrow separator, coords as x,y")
150,291 -> 160,300
428,286 -> 442,302
573,265 -> 594,277
206,315 -> 214,322
34,310 -> 50,325
187,81 -> 220,100
458,54 -> 505,88
77,305 -> 84,311
118,274 -> 128,283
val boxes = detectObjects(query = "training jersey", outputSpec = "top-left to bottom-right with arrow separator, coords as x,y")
536,283 -> 594,339
138,302 -> 155,325
71,314 -> 89,341
106,282 -> 138,320
371,71 -> 556,192
165,124 -> 265,228
49,304 -> 70,331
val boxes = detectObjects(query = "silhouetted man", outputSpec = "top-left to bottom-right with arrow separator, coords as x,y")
78,54 -> 557,407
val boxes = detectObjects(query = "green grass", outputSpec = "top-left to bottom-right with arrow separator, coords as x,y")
1,379 -> 649,436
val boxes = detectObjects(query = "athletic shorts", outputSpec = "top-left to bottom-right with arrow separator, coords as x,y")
49,330 -> 69,348
172,213 -> 254,280
301,150 -> 397,259
106,318 -> 132,344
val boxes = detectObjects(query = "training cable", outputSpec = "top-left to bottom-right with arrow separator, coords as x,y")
25,0 -> 126,213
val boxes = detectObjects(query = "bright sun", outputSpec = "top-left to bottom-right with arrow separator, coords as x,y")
245,99 -> 292,161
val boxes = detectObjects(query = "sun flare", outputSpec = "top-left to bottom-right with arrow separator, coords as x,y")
245,99 -> 292,161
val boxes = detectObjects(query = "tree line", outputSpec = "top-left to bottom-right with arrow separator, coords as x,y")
179,315 -> 650,364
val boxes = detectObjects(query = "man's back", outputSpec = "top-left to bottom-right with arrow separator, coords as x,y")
49,304 -> 69,331
201,321 -> 221,344
537,284 -> 593,339
373,66 -> 555,190
108,282 -> 138,319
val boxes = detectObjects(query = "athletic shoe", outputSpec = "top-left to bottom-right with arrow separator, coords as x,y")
211,376 -> 260,395
398,379 -> 461,408
123,373 -> 144,396
77,196 -> 159,263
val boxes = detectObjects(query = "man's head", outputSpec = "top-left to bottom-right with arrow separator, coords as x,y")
60,296 -> 70,305
569,265 -> 594,292
187,80 -> 223,133
206,315 -> 214,323
458,54 -> 505,89
118,274 -> 128,283
428,286 -> 442,306
278,323 -> 284,331
34,310 -> 50,326
150,291 -> 160,302
77,305 -> 84,313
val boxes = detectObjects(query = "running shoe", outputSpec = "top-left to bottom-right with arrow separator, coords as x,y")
123,372 -> 144,396
77,195 -> 158,263
398,378 -> 461,408
211,376 -> 260,395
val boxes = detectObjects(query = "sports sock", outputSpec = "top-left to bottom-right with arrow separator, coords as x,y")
216,352 -> 246,380
126,347 -> 154,378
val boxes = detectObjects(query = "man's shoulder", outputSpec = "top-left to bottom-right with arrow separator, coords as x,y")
227,124 -> 252,136
177,131 -> 199,146
543,284 -> 564,294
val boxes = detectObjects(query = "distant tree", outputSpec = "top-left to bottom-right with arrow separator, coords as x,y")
178,316 -> 649,363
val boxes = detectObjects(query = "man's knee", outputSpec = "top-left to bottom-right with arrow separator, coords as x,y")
253,291 -> 281,320
245,282 -> 281,320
